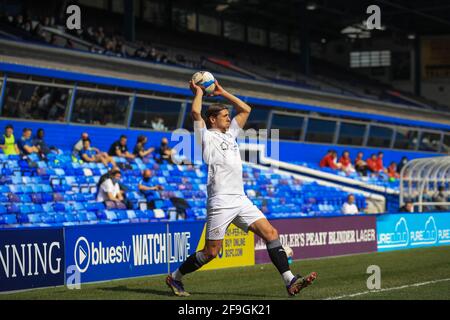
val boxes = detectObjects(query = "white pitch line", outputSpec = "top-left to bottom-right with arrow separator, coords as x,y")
324,278 -> 450,300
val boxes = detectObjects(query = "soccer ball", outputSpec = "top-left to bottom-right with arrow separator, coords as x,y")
283,245 -> 294,264
192,71 -> 216,95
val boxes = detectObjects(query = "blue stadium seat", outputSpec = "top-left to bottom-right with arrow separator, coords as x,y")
28,214 -> 43,224
0,214 -> 17,225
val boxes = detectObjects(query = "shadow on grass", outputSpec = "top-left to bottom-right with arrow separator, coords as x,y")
100,285 -> 283,299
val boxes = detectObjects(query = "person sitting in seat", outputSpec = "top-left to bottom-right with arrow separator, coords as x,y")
96,169 -> 124,204
387,161 -> 400,179
399,200 -> 414,213
339,150 -> 355,174
366,154 -> 379,175
32,128 -> 57,155
79,139 -> 117,168
319,150 -> 341,170
72,132 -> 90,158
108,135 -> 135,160
354,152 -> 368,176
156,137 -> 175,164
376,151 -> 385,173
0,124 -> 20,156
133,135 -> 154,159
17,128 -> 40,155
138,169 -> 164,201
341,194 -> 359,215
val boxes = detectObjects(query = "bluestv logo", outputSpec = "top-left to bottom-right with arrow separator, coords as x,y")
74,237 -> 131,273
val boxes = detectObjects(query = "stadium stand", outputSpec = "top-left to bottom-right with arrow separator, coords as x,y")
1,10 -> 449,114
0,145 -> 370,228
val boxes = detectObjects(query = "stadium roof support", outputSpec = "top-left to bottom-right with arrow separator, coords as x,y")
400,156 -> 450,212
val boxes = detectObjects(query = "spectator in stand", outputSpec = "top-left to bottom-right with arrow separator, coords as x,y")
79,139 -> 117,168
341,194 -> 359,215
354,152 -> 368,176
96,169 -> 124,204
0,124 -> 20,156
151,117 -> 167,131
157,137 -> 175,164
399,200 -> 414,213
32,128 -> 53,155
72,132 -> 90,158
376,151 -> 385,172
320,150 -> 341,170
133,135 -> 154,159
387,161 -> 400,179
433,186 -> 448,211
339,150 -> 355,174
108,135 -> 135,160
397,156 -> 408,174
138,169 -> 164,201
134,46 -> 148,59
17,128 -> 40,155
366,153 -> 379,175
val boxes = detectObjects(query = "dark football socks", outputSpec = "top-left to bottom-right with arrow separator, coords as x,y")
172,251 -> 209,281
266,239 -> 295,285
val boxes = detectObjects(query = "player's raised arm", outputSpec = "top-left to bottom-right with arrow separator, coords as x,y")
189,80 -> 206,129
212,80 -> 251,128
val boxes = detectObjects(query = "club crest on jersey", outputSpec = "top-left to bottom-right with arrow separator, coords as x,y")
220,142 -> 229,150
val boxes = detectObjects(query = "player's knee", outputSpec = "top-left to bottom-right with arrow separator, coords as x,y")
204,246 -> 221,260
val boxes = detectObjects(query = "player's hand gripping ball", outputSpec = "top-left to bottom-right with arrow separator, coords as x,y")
191,71 -> 216,95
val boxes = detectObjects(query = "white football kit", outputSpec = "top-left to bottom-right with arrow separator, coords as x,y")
200,118 -> 265,240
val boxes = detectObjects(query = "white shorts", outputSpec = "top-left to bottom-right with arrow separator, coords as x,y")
206,195 -> 266,240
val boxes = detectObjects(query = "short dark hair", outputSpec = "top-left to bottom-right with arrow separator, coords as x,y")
137,135 -> 146,143
110,169 -> 121,176
204,104 -> 228,127
23,128 -> 31,133
120,135 -> 127,140
5,124 -> 13,130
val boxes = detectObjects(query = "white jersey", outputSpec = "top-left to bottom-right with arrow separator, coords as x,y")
200,118 -> 245,198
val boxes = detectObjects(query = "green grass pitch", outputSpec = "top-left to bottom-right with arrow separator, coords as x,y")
2,246 -> 449,300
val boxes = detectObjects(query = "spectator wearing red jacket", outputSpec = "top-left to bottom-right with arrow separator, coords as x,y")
320,150 -> 341,170
387,161 -> 400,179
339,151 -> 355,174
376,152 -> 385,172
366,154 -> 378,173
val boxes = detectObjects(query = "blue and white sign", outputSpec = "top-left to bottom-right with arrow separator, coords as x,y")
377,212 -> 450,251
0,228 -> 65,292
64,221 -> 205,283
